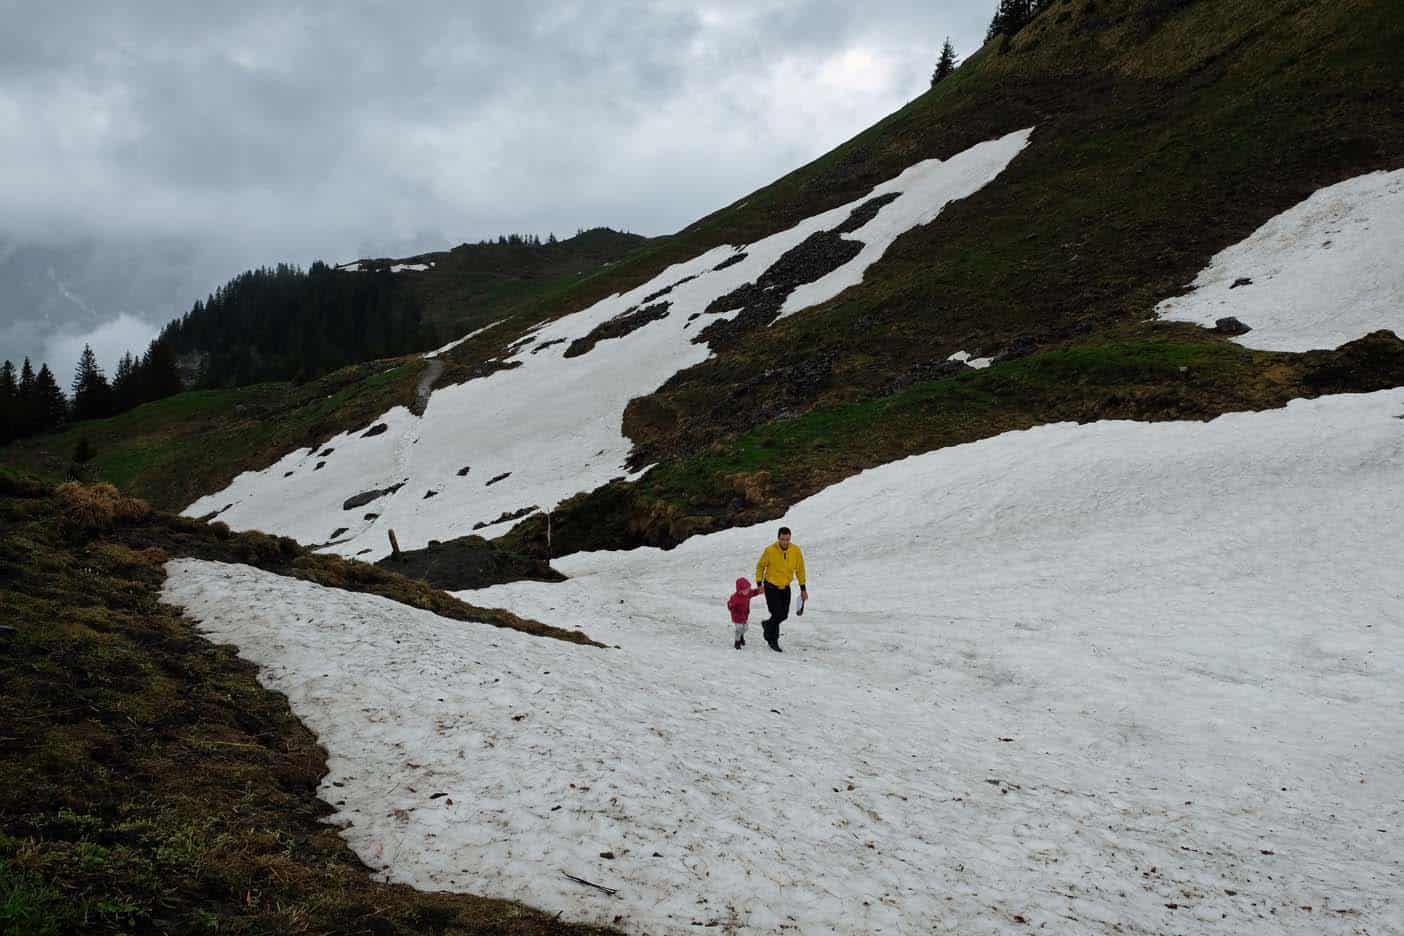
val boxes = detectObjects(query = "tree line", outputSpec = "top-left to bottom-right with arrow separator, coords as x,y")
0,338 -> 182,446
158,261 -> 435,387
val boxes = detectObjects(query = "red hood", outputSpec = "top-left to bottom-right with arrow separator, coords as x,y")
735,577 -> 752,592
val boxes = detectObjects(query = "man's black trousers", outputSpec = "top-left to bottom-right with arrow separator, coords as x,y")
762,582 -> 791,643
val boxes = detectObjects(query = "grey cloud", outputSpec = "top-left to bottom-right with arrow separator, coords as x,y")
2,0 -> 995,369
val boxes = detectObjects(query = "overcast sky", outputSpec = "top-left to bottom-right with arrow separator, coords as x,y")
1,1 -> 992,378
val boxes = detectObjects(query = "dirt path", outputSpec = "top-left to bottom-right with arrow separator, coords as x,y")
412,359 -> 445,416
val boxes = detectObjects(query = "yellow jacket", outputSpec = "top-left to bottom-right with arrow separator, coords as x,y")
756,542 -> 806,589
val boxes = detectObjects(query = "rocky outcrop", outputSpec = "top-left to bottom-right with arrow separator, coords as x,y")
1213,316 -> 1252,336
831,192 -> 901,235
695,230 -> 864,350
342,482 -> 406,510
564,302 -> 673,358
376,534 -> 565,590
473,505 -> 539,530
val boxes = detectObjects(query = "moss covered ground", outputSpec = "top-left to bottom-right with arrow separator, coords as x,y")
0,472 -> 608,935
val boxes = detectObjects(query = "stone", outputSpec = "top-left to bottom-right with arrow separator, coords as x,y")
1213,316 -> 1252,336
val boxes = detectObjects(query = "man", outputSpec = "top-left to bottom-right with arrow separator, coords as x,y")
755,526 -> 807,653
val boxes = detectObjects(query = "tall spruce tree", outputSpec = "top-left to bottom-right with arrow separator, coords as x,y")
111,352 -> 137,411
17,358 -> 37,439
32,364 -> 68,434
932,37 -> 958,85
0,360 -> 16,444
71,344 -> 113,422
141,340 -> 184,400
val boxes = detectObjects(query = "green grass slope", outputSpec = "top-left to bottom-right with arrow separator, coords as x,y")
0,359 -> 434,512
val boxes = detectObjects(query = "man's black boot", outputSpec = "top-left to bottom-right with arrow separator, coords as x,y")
768,640 -> 782,653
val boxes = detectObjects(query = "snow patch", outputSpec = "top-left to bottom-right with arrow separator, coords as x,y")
391,262 -> 432,273
1157,169 -> 1404,350
166,389 -> 1404,935
947,349 -> 992,369
423,320 -> 503,359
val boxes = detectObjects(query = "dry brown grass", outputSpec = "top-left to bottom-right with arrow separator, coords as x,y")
54,481 -> 151,531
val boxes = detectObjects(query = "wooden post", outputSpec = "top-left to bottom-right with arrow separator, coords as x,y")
388,529 -> 401,558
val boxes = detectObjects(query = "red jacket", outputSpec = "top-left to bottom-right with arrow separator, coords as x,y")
727,577 -> 763,623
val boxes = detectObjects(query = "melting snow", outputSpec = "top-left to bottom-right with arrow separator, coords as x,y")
947,349 -> 993,369
165,389 -> 1404,935
1156,169 -> 1404,351
423,320 -> 503,359
391,262 -> 432,272
185,129 -> 1033,558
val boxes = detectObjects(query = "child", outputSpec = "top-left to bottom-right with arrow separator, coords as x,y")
727,577 -> 764,650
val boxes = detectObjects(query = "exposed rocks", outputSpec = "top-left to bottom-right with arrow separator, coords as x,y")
1302,329 -> 1404,393
319,448 -> 335,457
315,461 -> 326,471
196,503 -> 235,522
376,533 -> 565,590
712,252 -> 748,271
456,466 -> 471,477
831,192 -> 901,235
330,527 -> 348,540
363,513 -> 380,521
361,423 -> 389,438
473,505 -> 539,530
1213,316 -> 1252,336
485,472 -> 511,486
423,490 -> 438,499
888,359 -> 972,392
564,301 -> 672,358
530,338 -> 568,355
342,482 -> 406,511
643,274 -> 697,304
695,230 -> 864,350
283,471 -> 294,478
1230,277 -> 1253,289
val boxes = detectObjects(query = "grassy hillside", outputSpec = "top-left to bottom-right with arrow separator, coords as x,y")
0,359 -> 433,512
360,227 -> 652,339
0,473 -> 608,935
477,0 -> 1404,552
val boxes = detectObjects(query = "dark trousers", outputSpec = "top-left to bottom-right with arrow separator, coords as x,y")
762,583 -> 791,643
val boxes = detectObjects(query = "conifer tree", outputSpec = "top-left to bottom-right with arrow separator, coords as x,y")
932,37 -> 958,85
32,364 -> 68,433
0,360 -> 16,444
16,358 -> 37,439
71,343 -> 113,422
111,352 -> 137,412
142,341 -> 184,400
988,0 -> 1034,40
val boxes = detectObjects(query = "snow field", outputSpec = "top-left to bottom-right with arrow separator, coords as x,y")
1156,169 -> 1404,351
183,129 -> 1034,559
165,389 -> 1404,935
